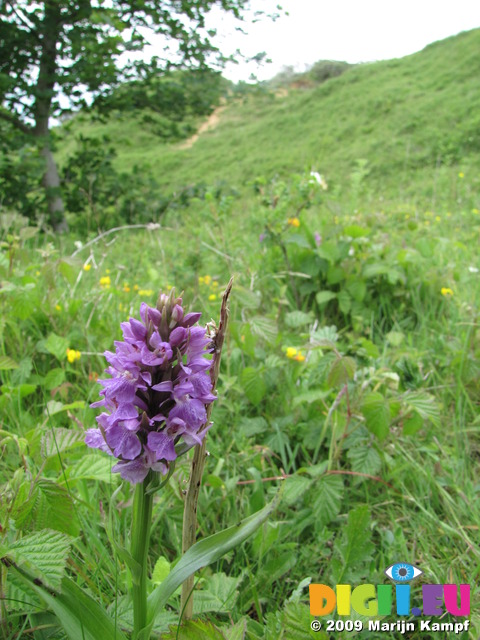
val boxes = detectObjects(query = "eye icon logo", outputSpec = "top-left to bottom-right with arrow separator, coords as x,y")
385,563 -> 423,582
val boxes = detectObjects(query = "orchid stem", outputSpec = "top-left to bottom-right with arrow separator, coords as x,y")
131,475 -> 153,639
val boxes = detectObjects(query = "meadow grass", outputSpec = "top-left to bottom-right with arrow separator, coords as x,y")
1,27 -> 480,640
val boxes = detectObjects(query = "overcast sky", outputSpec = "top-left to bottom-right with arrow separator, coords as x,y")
200,0 -> 480,82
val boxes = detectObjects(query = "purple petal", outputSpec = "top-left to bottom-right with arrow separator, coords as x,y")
181,312 -> 202,327
147,431 -> 177,461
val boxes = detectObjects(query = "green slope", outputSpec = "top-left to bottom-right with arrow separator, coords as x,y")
59,28 -> 480,199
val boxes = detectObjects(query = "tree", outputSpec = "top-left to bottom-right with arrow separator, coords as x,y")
0,0 -> 250,231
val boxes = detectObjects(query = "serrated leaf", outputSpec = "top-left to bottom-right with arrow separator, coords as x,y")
0,355 -> 19,370
224,618 -> 247,640
41,428 -> 85,459
285,310 -> 313,328
40,333 -> 70,361
312,474 -> 344,529
9,530 -> 71,591
403,392 -> 439,426
249,315 -> 277,343
327,356 -> 356,387
238,416 -> 268,437
46,400 -> 85,416
362,392 -> 390,441
281,601 -> 320,639
35,481 -> 79,536
64,454 -> 115,484
283,475 -> 312,506
292,389 -> 330,408
44,367 -> 66,390
315,290 -> 337,305
240,367 -> 266,406
152,556 -> 171,585
347,445 -> 381,477
331,505 -> 374,584
160,619 -> 226,640
193,572 -> 240,614
403,412 -> 424,435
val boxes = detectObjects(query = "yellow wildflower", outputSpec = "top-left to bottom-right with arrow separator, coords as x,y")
204,275 -> 212,285
286,347 -> 298,359
294,353 -> 306,362
99,276 -> 111,287
287,217 -> 300,228
66,348 -> 81,363
208,293 -> 217,301
212,281 -> 219,288
198,276 -> 205,285
83,264 -> 92,271
472,208 -> 479,215
106,268 -> 111,274
35,271 -> 40,276
435,216 -> 441,222
167,285 -> 172,290
133,284 -> 139,290
441,287 -> 454,297
138,289 -> 153,296
123,284 -> 131,292
55,304 -> 62,311
458,172 -> 464,178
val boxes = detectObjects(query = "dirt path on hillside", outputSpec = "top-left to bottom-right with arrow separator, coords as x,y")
179,104 -> 226,149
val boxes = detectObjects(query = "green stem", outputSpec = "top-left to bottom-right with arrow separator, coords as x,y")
131,476 -> 153,640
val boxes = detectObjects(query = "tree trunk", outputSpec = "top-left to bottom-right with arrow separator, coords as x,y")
40,142 -> 68,232
34,3 -> 68,232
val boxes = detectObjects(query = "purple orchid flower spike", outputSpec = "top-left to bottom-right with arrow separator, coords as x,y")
85,289 -> 216,483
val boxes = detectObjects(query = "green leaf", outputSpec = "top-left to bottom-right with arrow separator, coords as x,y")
160,620 -> 226,640
9,529 -> 71,591
64,454 -> 115,484
285,310 -> 313,328
337,289 -> 351,314
0,355 -> 19,370
280,601 -> 321,639
403,412 -> 424,435
283,475 -> 312,506
292,389 -> 329,408
224,618 -> 247,640
343,225 -> 370,238
331,505 -> 374,584
39,333 -> 70,361
327,356 -> 356,387
35,481 -> 79,536
312,474 -> 344,529
45,400 -> 86,417
44,367 -> 66,390
41,427 -> 85,458
193,572 -> 240,614
347,445 -> 382,477
143,488 -> 283,639
362,392 -> 391,441
238,416 -> 268,437
315,290 -> 337,305
151,556 -> 171,585
403,392 -> 440,426
240,367 -> 266,406
249,315 -> 277,343
12,571 -> 128,640
346,278 -> 367,303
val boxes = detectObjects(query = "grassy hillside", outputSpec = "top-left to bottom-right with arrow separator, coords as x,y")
58,28 -> 480,206
2,27 -> 480,640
